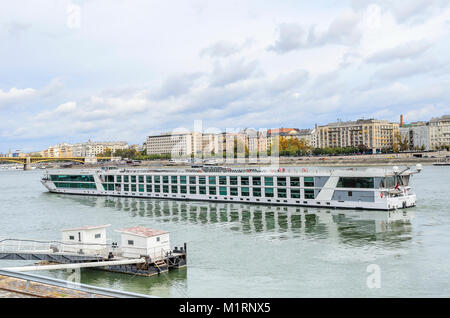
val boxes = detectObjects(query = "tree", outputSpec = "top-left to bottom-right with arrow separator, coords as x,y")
393,132 -> 409,152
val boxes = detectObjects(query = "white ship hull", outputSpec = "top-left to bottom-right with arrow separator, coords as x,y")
41,166 -> 422,211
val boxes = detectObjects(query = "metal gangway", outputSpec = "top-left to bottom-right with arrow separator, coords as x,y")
0,269 -> 156,298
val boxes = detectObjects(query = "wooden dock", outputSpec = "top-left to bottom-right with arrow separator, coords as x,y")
0,238 -> 187,277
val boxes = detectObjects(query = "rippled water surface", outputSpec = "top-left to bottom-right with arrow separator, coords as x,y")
0,166 -> 449,297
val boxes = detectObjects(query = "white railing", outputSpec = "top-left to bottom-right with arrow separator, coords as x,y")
0,239 -> 113,258
0,239 -> 174,260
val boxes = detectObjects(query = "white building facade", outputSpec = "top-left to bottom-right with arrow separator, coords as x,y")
429,115 -> 450,149
72,141 -> 128,157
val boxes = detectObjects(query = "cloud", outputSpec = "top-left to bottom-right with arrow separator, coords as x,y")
210,59 -> 261,87
150,73 -> 203,100
373,58 -> 441,80
268,70 -> 309,94
351,0 -> 450,24
268,10 -> 362,54
0,87 -> 36,108
200,39 -> 252,58
367,40 -> 432,63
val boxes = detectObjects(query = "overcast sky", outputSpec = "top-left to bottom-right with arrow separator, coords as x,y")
1,0 -> 450,153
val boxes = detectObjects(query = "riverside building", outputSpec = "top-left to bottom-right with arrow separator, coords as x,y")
316,119 -> 399,153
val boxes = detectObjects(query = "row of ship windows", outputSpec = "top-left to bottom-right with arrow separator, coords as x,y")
100,175 -> 315,187
53,182 -> 316,198
51,174 -> 314,187
100,184 -> 317,199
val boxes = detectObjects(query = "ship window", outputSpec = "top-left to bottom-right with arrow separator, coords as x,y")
264,177 -> 274,186
265,188 -> 274,197
146,185 -> 152,192
291,189 -> 301,198
304,177 -> 314,187
190,186 -> 197,194
139,176 -> 144,183
131,176 -> 136,183
348,191 -> 352,197
290,177 -> 300,187
209,187 -> 217,195
199,186 -> 207,195
241,187 -> 250,196
171,176 -> 178,184
252,177 -> 261,186
277,188 -> 287,198
337,177 -> 374,188
189,176 -> 196,184
156,237 -> 160,242
219,187 -> 227,196
131,184 -> 137,192
163,185 -> 169,193
69,236 -> 74,240
209,176 -> 216,185
199,176 -> 206,185
171,185 -> 178,193
241,177 -> 249,185
106,175 -> 114,183
128,240 -> 134,246
116,175 -> 122,183
124,175 -> 129,183
50,175 -> 95,182
163,176 -> 169,184
230,187 -> 238,196
154,185 -> 161,193
305,189 -> 315,199
230,176 -> 238,185
253,188 -> 262,197
54,183 -> 97,189
219,176 -> 227,185
277,177 -> 287,187
124,184 -> 129,191
154,176 -> 161,183
180,186 -> 187,194
146,176 -> 152,183
95,234 -> 101,239
139,184 -> 145,192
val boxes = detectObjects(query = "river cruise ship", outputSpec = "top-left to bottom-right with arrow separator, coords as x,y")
41,165 -> 423,211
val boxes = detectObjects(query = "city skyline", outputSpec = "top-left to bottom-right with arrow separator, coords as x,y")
2,113 -> 450,155
1,1 -> 450,153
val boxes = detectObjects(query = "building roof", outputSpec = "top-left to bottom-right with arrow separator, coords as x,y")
62,224 -> 111,232
267,128 -> 298,135
430,115 -> 450,122
116,226 -> 168,238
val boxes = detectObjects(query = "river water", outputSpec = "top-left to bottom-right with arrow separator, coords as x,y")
0,166 -> 449,297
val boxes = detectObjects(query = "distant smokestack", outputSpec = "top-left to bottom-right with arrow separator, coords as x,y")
400,114 -> 404,127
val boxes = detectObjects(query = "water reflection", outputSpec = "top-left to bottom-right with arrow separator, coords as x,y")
56,194 -> 414,246
47,265 -> 188,297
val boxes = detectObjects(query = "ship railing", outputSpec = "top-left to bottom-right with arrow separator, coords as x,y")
0,239 -> 112,258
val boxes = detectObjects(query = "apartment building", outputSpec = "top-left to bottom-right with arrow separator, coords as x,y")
145,132 -> 195,157
399,122 -> 431,151
316,119 -> 399,152
72,141 -> 128,157
267,128 -> 315,150
41,143 -> 73,158
429,115 -> 450,149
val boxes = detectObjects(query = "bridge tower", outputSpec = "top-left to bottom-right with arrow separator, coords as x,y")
24,157 -> 32,171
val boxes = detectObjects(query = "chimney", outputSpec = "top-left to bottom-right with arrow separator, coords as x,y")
400,115 -> 404,127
